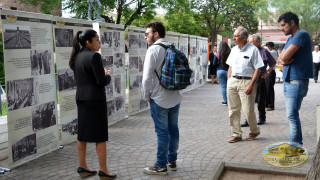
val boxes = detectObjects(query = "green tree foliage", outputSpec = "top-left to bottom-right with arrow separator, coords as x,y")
19,0 -> 62,15
270,0 -> 320,42
160,0 -> 208,36
63,0 -> 156,28
190,0 -> 262,49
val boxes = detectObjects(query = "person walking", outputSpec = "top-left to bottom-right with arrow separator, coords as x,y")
265,42 -> 278,111
312,45 -> 320,83
241,35 -> 276,127
214,41 -> 230,105
277,12 -> 313,145
209,50 -> 218,83
142,21 -> 182,175
226,26 -> 264,143
69,29 -> 116,179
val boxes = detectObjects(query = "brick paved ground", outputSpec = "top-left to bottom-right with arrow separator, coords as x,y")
0,80 -> 319,180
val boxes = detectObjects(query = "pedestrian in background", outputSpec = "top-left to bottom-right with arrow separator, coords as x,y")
69,29 -> 116,179
277,12 -> 313,145
214,41 -> 230,105
241,35 -> 276,127
209,50 -> 218,83
312,45 -> 320,83
265,42 -> 278,111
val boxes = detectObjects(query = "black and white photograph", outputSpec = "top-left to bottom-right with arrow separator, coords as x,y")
58,68 -> 76,92
30,49 -> 52,75
101,56 -> 113,74
114,96 -> 124,112
107,100 -> 115,117
199,79 -> 203,85
113,31 -> 121,52
138,56 -> 144,72
129,74 -> 141,90
129,56 -> 139,71
191,46 -> 197,56
62,118 -> 78,136
190,71 -> 195,85
114,53 -> 123,69
12,133 -> 37,162
101,31 -> 113,48
140,96 -> 148,109
3,24 -> 31,49
128,34 -> 140,49
32,101 -> 56,132
105,78 -> 113,98
114,75 -> 121,95
138,34 -> 147,49
54,28 -> 73,47
179,44 -> 188,57
196,71 -> 200,81
7,78 -> 38,111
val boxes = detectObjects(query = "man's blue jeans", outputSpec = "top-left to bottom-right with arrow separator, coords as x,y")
217,70 -> 228,102
150,100 -> 180,167
284,79 -> 309,144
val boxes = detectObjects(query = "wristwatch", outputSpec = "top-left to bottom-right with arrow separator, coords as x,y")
266,71 -> 270,74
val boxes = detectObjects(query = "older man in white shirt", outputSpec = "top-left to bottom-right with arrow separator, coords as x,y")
142,21 -> 182,175
226,26 -> 264,143
312,45 -> 320,83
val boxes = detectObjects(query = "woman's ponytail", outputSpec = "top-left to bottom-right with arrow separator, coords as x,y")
69,31 -> 83,70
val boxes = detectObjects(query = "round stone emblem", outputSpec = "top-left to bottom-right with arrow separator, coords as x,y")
263,141 -> 308,167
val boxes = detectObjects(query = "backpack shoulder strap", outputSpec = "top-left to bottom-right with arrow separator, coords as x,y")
152,43 -> 169,81
153,43 -> 169,50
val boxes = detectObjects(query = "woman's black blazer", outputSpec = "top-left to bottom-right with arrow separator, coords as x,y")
73,47 -> 111,101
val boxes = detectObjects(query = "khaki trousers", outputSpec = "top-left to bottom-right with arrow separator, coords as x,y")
227,77 -> 260,137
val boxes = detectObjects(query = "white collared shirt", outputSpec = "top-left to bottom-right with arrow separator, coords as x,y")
226,42 -> 264,77
312,51 -> 320,63
141,38 -> 182,108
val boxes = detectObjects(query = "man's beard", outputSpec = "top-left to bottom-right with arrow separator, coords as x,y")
149,35 -> 156,45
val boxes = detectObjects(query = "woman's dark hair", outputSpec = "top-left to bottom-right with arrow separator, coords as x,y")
69,29 -> 97,70
277,11 -> 299,27
145,21 -> 166,38
218,41 -> 231,67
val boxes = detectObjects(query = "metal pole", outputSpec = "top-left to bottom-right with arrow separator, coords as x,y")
261,19 -> 263,39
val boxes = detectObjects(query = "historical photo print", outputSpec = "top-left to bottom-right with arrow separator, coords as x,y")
114,53 -> 123,69
128,34 -> 139,49
58,68 -> 76,92
54,28 -> 73,47
129,56 -> 139,71
12,133 -> 37,162
138,34 -> 147,49
101,31 -> 113,48
105,78 -> 113,98
30,49 -> 52,75
140,96 -> 148,109
32,101 -> 56,132
107,100 -> 115,117
138,56 -> 144,72
101,56 -> 113,74
3,24 -> 31,49
113,31 -> 121,52
179,45 -> 188,57
190,71 -> 195,85
129,74 -> 141,90
114,96 -> 124,112
114,75 -> 121,96
7,78 -> 39,111
62,118 -> 78,136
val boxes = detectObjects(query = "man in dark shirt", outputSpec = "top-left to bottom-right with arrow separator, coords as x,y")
241,34 -> 276,127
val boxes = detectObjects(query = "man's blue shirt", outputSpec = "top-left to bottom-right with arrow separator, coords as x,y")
283,29 -> 313,81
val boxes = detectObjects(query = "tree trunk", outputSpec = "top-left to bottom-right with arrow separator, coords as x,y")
116,3 -> 122,24
305,138 -> 320,180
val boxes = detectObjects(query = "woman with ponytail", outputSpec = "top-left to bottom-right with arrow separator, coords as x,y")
70,29 -> 116,179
